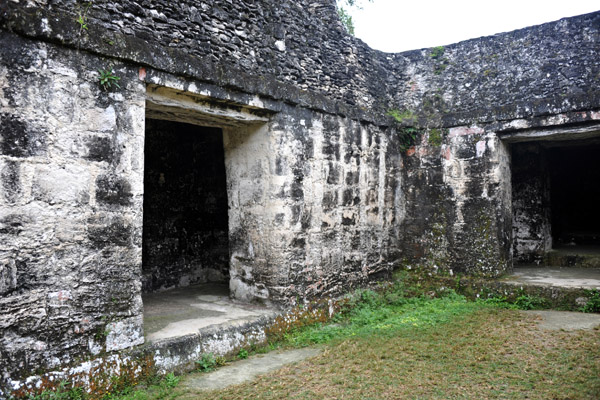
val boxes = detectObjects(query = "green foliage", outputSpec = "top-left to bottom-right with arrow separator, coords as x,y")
430,46 -> 445,59
98,372 -> 183,400
397,127 -> 421,152
429,46 -> 449,74
237,349 -> 249,360
478,294 -> 547,310
162,373 -> 179,389
26,382 -> 84,400
580,290 -> 600,313
479,295 -> 513,308
514,294 -> 547,310
76,2 -> 92,32
195,353 -> 217,372
336,0 -> 373,35
387,109 -> 421,151
337,8 -> 355,35
428,128 -> 443,146
285,281 -> 494,347
98,68 -> 121,90
387,109 -> 417,124
76,15 -> 88,30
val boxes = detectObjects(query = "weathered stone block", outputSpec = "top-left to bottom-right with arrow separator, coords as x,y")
0,256 -> 17,295
0,114 -> 46,158
105,316 -> 144,352
95,174 -> 133,206
32,164 -> 91,206
1,160 -> 21,204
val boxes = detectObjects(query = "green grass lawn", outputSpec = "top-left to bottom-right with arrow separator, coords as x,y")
31,280 -> 600,400
176,295 -> 599,399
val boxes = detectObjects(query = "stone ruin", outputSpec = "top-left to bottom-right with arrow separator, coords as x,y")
0,0 -> 599,394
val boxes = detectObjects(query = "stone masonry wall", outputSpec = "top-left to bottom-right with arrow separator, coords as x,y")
0,31 -> 404,386
224,111 -> 402,303
1,0 -> 600,391
5,2 -> 597,125
399,126 -> 513,276
0,33 -> 146,384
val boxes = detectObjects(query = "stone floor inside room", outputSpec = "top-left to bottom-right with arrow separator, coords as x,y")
142,284 -> 277,343
506,245 -> 600,289
506,266 -> 600,289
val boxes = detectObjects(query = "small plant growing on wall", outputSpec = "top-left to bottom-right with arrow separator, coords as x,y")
430,46 -> 449,74
387,109 -> 422,152
428,128 -> 443,146
76,2 -> 92,32
98,68 -> 121,90
580,290 -> 600,313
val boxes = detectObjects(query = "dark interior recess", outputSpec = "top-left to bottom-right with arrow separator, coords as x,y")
142,119 -> 229,293
547,142 -> 600,245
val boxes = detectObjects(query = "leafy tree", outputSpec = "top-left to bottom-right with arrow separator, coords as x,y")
336,0 -> 373,35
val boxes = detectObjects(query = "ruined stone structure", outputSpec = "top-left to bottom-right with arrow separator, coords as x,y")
1,0 -> 599,394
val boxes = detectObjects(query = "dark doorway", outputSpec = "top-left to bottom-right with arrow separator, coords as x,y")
511,138 -> 600,262
142,119 -> 230,292
547,142 -> 600,246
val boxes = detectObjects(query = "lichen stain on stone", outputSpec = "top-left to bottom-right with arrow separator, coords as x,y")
1,160 -> 21,204
9,354 -> 155,399
95,174 -> 133,206
0,114 -> 46,158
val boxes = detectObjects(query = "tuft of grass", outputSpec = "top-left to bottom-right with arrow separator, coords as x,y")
100,373 -> 183,400
428,128 -> 443,146
237,349 -> 249,360
24,381 -> 85,400
162,373 -> 179,389
195,353 -> 217,372
580,289 -> 600,313
98,68 -> 121,90
478,294 -> 548,310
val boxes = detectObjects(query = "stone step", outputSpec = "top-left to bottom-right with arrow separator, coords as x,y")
543,246 -> 600,268
433,267 -> 600,312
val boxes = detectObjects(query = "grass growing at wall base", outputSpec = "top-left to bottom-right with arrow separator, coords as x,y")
22,273 -> 600,399
182,286 -> 599,399
285,289 -> 487,347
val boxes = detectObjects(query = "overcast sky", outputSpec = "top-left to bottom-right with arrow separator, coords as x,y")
348,0 -> 599,53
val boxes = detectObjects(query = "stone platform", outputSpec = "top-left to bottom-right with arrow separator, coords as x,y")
544,245 -> 600,268
142,284 -> 276,343
139,284 -> 279,374
505,266 -> 600,289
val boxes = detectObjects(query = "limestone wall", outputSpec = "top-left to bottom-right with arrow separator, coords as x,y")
0,33 -> 146,384
0,31 -> 403,386
1,0 -> 600,390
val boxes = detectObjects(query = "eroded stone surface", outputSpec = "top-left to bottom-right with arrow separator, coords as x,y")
0,0 -> 599,393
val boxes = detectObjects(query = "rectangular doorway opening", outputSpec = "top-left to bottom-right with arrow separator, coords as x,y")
142,118 -> 230,294
511,136 -> 600,264
140,86 -> 276,345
